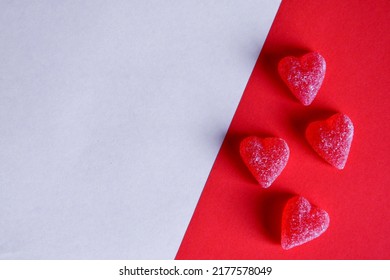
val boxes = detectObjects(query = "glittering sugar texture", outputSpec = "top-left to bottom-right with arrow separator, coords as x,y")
306,113 -> 354,169
278,52 -> 326,106
239,136 -> 289,188
281,196 -> 330,250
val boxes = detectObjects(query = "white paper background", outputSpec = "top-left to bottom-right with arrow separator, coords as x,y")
0,0 -> 280,259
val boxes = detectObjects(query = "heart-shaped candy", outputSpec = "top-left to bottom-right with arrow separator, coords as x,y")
281,196 -> 330,250
306,113 -> 354,169
278,52 -> 326,106
239,136 -> 289,188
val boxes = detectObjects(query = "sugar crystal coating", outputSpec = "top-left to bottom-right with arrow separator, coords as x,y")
281,196 -> 330,250
278,52 -> 326,106
306,113 -> 354,169
239,136 -> 289,188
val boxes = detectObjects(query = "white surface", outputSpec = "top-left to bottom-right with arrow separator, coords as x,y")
0,1 -> 280,259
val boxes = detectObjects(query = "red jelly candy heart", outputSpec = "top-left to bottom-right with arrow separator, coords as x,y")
281,196 -> 330,250
306,113 -> 354,169
239,136 -> 289,188
278,52 -> 326,106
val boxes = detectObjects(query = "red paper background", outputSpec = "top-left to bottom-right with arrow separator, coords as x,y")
176,0 -> 390,259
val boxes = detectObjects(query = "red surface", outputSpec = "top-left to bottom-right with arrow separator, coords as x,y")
177,0 -> 390,259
